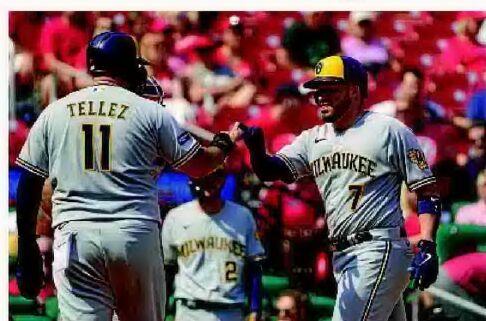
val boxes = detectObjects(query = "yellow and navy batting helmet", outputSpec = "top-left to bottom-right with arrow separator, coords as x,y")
303,56 -> 368,97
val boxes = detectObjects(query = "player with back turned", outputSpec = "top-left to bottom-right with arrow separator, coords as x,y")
239,55 -> 441,321
15,31 -> 241,321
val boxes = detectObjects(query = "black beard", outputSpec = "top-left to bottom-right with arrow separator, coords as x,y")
322,113 -> 340,123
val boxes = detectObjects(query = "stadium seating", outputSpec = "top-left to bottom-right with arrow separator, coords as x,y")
12,316 -> 51,321
9,296 -> 38,315
436,224 -> 486,263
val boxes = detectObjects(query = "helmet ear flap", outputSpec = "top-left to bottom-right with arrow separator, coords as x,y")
133,63 -> 148,95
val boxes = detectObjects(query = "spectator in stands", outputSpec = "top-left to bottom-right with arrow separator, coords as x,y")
9,12 -> 45,101
341,11 -> 388,76
275,289 -> 308,321
140,26 -> 179,97
39,12 -> 94,106
93,15 -> 113,36
213,15 -> 252,79
466,89 -> 486,125
437,12 -> 486,75
283,12 -> 341,68
456,170 -> 486,226
370,68 -> 453,167
457,125 -> 486,186
247,83 -> 319,145
182,36 -> 256,118
452,88 -> 486,129
432,253 -> 486,321
370,68 -> 448,129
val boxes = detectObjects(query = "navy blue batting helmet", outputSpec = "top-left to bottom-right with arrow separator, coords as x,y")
87,32 -> 149,92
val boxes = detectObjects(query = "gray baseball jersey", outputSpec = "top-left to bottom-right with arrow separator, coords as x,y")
276,111 -> 435,239
162,200 -> 265,304
16,85 -> 201,227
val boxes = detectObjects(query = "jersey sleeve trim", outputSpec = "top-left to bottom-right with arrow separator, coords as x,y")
408,176 -> 436,191
15,157 -> 49,178
171,141 -> 202,169
275,153 -> 299,181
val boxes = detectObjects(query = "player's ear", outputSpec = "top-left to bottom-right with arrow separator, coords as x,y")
349,84 -> 360,101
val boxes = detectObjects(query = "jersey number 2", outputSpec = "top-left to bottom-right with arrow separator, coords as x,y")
349,184 -> 365,211
82,124 -> 111,171
225,261 -> 237,282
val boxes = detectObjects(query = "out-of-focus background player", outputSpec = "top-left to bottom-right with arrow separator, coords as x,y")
162,167 -> 265,321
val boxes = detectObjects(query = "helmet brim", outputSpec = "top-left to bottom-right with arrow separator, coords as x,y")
303,77 -> 345,89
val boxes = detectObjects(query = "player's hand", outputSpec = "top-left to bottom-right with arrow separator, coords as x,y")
228,122 -> 245,143
408,240 -> 438,290
240,124 -> 266,155
16,238 -> 44,299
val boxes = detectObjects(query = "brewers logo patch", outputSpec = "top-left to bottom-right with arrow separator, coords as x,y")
315,62 -> 323,75
407,149 -> 428,170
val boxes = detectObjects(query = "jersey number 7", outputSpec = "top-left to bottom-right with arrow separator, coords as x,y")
82,124 -> 111,171
348,184 -> 365,211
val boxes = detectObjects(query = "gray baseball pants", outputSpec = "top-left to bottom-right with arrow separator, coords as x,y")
53,219 -> 165,321
331,228 -> 413,321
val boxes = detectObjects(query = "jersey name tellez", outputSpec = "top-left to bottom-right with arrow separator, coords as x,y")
66,101 -> 130,119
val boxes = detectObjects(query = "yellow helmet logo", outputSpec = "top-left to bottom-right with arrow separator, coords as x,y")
314,56 -> 345,79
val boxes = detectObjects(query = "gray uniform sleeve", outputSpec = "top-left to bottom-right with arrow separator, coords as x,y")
246,210 -> 265,258
388,123 -> 436,191
16,110 -> 49,178
275,130 -> 312,181
161,212 -> 177,265
155,107 -> 201,170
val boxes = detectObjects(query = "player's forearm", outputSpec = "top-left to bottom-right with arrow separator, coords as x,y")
250,152 -> 294,183
179,146 -> 226,178
418,214 -> 438,241
16,170 -> 45,242
415,183 -> 441,241
179,130 -> 236,178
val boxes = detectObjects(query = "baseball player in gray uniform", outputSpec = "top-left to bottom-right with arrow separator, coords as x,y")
239,55 -> 441,321
162,168 -> 265,321
15,32 -> 242,321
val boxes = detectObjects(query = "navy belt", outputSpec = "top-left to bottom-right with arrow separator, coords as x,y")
177,298 -> 244,310
328,227 -> 407,252
328,231 -> 373,252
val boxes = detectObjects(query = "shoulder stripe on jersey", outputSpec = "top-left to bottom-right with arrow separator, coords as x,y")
171,142 -> 202,169
360,241 -> 391,321
275,153 -> 299,181
408,176 -> 436,191
16,158 -> 49,178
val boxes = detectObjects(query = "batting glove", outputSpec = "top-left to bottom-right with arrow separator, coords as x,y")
242,126 -> 266,156
16,238 -> 44,299
408,240 -> 439,290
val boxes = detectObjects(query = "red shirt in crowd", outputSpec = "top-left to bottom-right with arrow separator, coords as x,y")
438,36 -> 486,74
40,15 -> 91,70
247,103 -> 320,145
442,252 -> 486,296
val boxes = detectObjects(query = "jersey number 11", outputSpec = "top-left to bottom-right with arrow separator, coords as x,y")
82,124 -> 111,171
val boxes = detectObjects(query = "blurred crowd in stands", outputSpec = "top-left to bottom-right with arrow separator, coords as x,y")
8,11 -> 486,321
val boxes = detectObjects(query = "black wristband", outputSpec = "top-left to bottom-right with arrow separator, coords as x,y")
210,132 -> 235,155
